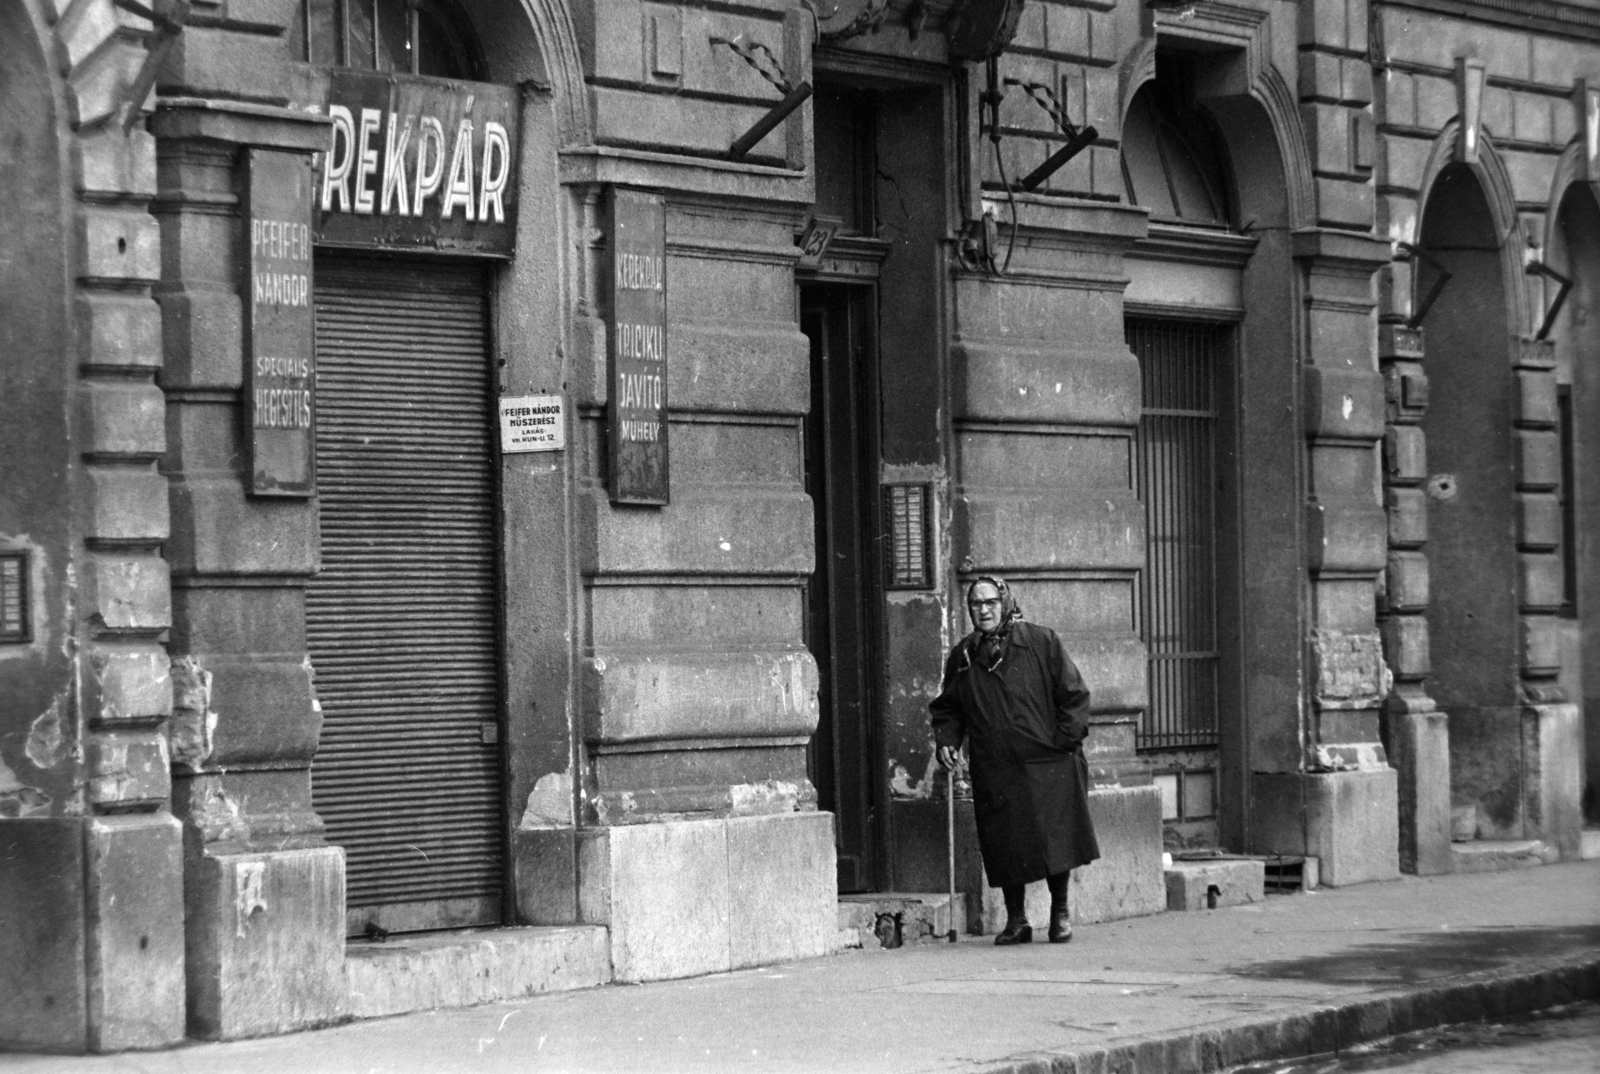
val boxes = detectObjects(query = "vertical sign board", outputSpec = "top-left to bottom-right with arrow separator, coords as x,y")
246,149 -> 316,496
316,70 -> 520,257
608,189 -> 669,504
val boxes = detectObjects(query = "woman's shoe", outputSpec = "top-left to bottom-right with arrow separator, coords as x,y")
994,918 -> 1033,945
1048,907 -> 1072,943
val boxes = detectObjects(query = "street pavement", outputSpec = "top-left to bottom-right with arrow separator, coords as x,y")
1227,1000 -> 1600,1073
6,861 -> 1598,1074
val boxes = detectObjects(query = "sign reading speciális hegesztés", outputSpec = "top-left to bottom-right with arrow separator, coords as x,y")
316,70 -> 521,257
607,188 -> 668,505
246,149 -> 316,497
499,394 -> 565,453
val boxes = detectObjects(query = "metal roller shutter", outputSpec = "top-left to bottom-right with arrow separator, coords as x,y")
308,255 -> 503,937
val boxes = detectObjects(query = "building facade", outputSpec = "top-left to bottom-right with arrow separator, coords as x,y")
1,0 -> 1593,1053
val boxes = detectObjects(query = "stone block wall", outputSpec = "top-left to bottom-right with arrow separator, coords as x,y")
0,0 -> 186,1054
149,1 -> 344,1042
561,0 -> 833,980
1372,0 -> 1594,859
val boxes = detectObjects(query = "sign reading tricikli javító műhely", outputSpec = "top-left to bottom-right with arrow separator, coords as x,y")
607,189 -> 669,505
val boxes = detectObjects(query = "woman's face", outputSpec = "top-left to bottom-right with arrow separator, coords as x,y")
967,582 -> 1004,634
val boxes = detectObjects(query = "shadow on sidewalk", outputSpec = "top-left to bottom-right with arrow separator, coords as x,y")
1230,925 -> 1600,986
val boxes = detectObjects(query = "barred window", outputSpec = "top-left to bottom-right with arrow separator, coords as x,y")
290,0 -> 480,80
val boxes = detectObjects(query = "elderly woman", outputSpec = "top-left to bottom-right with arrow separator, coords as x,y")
930,576 -> 1100,945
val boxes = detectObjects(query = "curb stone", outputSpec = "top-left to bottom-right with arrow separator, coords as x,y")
956,954 -> 1600,1074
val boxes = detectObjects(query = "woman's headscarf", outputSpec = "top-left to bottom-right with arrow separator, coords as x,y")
960,575 -> 1025,672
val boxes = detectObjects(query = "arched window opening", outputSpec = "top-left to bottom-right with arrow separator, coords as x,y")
1122,60 -> 1232,228
290,0 -> 480,80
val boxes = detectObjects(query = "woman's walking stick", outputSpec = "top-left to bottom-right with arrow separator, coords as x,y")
946,762 -> 958,943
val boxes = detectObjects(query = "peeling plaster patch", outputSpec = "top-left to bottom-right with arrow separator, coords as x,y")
169,656 -> 216,770
0,756 -> 51,817
25,699 -> 66,770
518,769 -> 574,828
304,655 -> 323,716
729,780 -> 801,815
191,779 -> 251,845
889,749 -> 940,800
1313,743 -> 1389,772
1311,630 -> 1391,708
593,790 -> 636,825
235,860 -> 268,937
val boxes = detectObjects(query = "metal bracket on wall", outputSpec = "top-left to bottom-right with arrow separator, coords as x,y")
1526,261 -> 1574,342
1398,242 -> 1453,330
710,35 -> 814,159
114,0 -> 191,134
1003,78 -> 1099,192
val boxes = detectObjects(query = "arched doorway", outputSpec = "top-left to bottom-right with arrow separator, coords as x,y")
1415,164 -> 1521,840
1548,183 -> 1600,824
1121,55 -> 1254,852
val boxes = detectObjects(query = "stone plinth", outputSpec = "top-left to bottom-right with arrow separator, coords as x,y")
186,846 -> 347,1039
1252,769 -> 1401,886
1164,857 -> 1265,911
579,811 -> 836,982
980,785 -> 1165,934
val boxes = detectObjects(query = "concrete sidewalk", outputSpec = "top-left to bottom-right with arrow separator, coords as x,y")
9,862 -> 1599,1074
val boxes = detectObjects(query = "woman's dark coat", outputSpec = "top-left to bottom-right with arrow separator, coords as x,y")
930,620 -> 1100,888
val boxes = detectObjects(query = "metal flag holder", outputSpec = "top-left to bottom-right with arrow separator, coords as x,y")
1003,77 -> 1099,192
710,34 -> 814,159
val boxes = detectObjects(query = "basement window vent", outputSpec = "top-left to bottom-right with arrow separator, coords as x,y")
1,552 -> 29,643
884,484 -> 932,590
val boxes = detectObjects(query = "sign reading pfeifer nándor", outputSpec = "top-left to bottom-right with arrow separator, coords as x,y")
608,189 -> 669,505
316,70 -> 520,257
246,149 -> 316,497
499,394 -> 566,453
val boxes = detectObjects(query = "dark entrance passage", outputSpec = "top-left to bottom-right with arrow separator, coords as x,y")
1415,166 -> 1520,840
308,254 -> 505,936
801,282 -> 884,893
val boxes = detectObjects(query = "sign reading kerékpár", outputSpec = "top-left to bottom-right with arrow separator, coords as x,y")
246,149 -> 316,497
608,189 -> 669,504
316,70 -> 521,257
499,394 -> 565,453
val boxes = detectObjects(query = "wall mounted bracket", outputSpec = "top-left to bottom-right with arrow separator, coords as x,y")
1398,242 -> 1452,330
1526,261 -> 1574,341
1004,78 -> 1098,192
115,0 -> 190,134
710,34 -> 813,159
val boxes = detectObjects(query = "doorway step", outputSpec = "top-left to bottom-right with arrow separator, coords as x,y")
1450,839 -> 1560,873
837,893 -> 966,949
344,925 -> 610,1020
1162,853 -> 1266,911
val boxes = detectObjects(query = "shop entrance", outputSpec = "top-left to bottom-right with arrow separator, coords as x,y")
307,254 -> 505,936
801,282 -> 884,893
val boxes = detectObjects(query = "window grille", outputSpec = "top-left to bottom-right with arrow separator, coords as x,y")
0,552 -> 29,643
883,484 -> 931,589
1559,385 -> 1576,618
1128,320 -> 1222,751
291,0 -> 479,79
